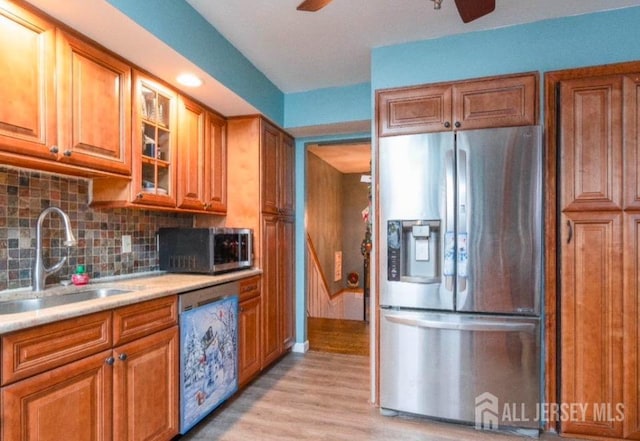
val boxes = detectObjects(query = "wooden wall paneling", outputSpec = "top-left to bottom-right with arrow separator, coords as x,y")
625,213 -> 640,440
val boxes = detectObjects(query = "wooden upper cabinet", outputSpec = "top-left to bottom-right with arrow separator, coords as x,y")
260,119 -> 295,215
560,75 -> 623,212
204,112 -> 227,214
377,83 -> 452,136
131,71 -> 178,208
261,120 -> 280,214
377,72 -> 537,136
0,1 -> 56,158
278,133 -> 295,216
56,30 -> 131,175
625,74 -> 640,211
176,95 -> 206,210
452,73 -> 537,130
175,96 -> 228,213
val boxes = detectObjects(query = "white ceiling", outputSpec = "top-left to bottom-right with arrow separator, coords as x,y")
186,0 -> 640,93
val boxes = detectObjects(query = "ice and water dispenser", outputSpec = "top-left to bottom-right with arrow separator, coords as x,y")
387,220 -> 441,283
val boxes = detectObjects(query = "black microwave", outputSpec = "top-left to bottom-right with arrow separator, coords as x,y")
158,227 -> 253,274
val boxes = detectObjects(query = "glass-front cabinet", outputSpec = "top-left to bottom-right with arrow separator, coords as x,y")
133,71 -> 177,207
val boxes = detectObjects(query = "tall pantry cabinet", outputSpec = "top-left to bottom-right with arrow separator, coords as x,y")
226,116 -> 295,369
557,68 -> 640,440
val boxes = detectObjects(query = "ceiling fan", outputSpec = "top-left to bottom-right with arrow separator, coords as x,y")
296,0 -> 496,23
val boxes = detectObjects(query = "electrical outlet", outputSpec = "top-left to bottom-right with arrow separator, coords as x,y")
122,235 -> 132,253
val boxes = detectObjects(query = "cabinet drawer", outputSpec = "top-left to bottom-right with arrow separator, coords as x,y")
239,276 -> 261,302
1,311 -> 112,385
113,296 -> 178,346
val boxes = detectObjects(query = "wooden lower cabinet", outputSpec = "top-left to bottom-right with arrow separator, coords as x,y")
113,326 -> 179,441
261,215 -> 295,369
238,295 -> 261,387
560,212 -> 624,438
625,213 -> 640,440
1,350 -> 113,441
261,215 -> 280,367
0,297 -> 179,441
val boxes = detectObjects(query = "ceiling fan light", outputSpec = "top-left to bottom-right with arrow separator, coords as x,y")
177,73 -> 203,88
432,0 -> 442,10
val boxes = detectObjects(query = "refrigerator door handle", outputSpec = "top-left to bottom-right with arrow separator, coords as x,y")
457,149 -> 468,292
384,314 -> 536,333
444,150 -> 455,290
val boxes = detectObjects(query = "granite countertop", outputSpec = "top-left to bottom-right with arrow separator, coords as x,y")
0,268 -> 262,334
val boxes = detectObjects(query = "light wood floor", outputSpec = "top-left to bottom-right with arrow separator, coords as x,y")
307,317 -> 369,356
178,351 -> 581,441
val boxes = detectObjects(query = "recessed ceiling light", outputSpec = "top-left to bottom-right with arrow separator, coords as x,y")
177,73 -> 203,88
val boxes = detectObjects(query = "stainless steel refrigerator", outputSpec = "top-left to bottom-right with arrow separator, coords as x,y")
379,126 -> 542,434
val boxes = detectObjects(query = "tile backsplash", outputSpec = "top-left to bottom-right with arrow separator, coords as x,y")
0,166 -> 193,291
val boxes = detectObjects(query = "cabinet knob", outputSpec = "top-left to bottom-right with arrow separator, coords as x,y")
119,353 -> 128,361
49,146 -> 59,154
106,356 -> 115,366
63,150 -> 73,157
454,121 -> 461,128
203,203 -> 210,210
136,193 -> 144,199
444,122 -> 451,129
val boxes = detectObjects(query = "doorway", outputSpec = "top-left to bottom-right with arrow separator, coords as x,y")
305,140 -> 371,356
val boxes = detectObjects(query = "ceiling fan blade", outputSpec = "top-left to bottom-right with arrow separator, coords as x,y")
297,0 -> 333,12
454,0 -> 495,23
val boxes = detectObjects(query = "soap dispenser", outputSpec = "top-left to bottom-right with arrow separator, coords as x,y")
71,265 -> 90,286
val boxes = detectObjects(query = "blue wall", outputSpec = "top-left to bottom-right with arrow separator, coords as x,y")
285,82 -> 372,129
106,0 -> 284,125
372,6 -> 640,91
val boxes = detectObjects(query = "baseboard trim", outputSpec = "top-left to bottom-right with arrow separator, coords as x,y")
292,340 -> 309,353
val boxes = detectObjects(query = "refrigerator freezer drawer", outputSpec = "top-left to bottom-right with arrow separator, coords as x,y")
380,309 -> 541,430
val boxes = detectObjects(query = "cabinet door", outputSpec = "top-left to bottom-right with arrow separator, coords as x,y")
377,84 -> 452,136
452,73 -> 537,130
238,296 -> 261,387
176,95 -> 206,210
204,112 -> 227,213
113,326 -> 179,441
560,211 -> 623,438
261,121 -> 280,214
278,133 -> 295,216
625,213 -> 640,440
279,217 -> 295,350
624,74 -> 640,211
261,215 -> 280,367
560,75 -> 623,211
132,71 -> 178,208
1,350 -> 113,441
56,30 -> 131,175
0,2 -> 56,159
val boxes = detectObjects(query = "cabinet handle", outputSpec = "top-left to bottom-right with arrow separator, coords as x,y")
203,203 -> 210,210
444,121 -> 451,129
63,150 -> 72,157
119,353 -> 128,361
106,356 -> 115,366
240,306 -> 245,312
566,220 -> 573,244
454,121 -> 461,128
49,146 -> 59,154
136,193 -> 144,199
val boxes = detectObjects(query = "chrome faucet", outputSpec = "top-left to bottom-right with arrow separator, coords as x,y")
32,207 -> 77,291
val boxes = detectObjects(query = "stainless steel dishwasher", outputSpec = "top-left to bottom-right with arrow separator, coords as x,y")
178,281 -> 239,434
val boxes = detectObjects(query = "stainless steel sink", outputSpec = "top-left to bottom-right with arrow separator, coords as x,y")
0,288 -> 132,315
